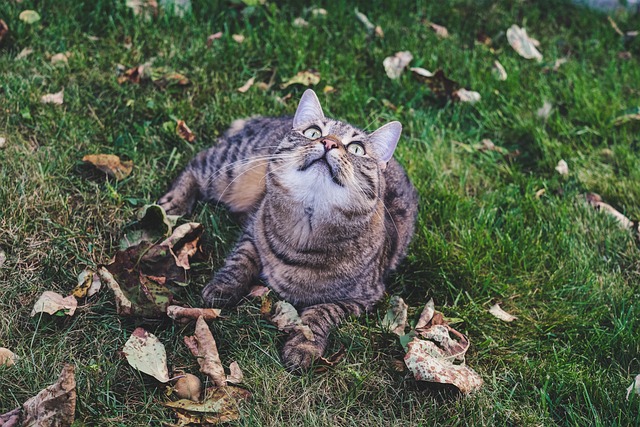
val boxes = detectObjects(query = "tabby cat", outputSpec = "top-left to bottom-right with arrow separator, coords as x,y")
159,90 -> 418,371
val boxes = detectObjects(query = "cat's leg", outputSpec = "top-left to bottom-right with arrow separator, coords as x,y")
281,300 -> 368,371
157,169 -> 200,215
202,230 -> 261,307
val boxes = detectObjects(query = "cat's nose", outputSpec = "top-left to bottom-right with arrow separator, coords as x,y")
320,135 -> 340,152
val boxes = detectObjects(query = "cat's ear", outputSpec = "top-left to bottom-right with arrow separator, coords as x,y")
293,89 -> 325,128
369,121 -> 402,165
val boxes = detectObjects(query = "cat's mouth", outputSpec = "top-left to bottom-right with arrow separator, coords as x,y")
299,155 -> 343,186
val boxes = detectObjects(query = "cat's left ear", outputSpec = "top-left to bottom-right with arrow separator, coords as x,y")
369,121 -> 402,166
293,89 -> 325,128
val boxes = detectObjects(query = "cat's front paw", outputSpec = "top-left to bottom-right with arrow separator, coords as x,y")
157,189 -> 196,216
281,332 -> 324,372
201,280 -> 246,308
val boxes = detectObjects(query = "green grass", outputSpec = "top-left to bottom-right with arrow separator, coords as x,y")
2,0 -> 640,425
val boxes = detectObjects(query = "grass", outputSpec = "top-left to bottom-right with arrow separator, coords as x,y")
1,0 -> 640,425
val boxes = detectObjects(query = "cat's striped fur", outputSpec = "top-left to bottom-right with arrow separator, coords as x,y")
159,90 -> 418,371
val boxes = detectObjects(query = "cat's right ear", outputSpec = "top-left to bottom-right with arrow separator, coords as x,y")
293,89 -> 325,128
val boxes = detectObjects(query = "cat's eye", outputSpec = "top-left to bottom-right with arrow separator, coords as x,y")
303,126 -> 322,140
347,142 -> 366,156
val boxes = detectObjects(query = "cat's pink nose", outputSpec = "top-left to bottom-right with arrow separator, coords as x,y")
320,136 -> 340,152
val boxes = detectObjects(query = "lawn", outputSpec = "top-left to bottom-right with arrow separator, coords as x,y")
1,0 -> 640,425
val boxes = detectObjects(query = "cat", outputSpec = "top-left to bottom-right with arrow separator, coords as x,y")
158,89 -> 418,371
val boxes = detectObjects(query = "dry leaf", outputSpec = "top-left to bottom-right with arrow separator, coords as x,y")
207,31 -> 223,47
82,154 -> 133,180
375,26 -> 384,38
383,51 -> 413,79
555,159 -> 568,176
311,8 -> 327,16
0,19 -> 8,43
237,77 -> 255,93
0,348 -> 17,367
151,69 -> 190,87
51,52 -> 69,66
31,291 -> 77,317
160,222 -> 203,269
164,385 -> 251,425
226,361 -> 244,384
98,266 -> 133,316
167,306 -> 221,322
270,301 -> 315,341
122,327 -> 170,383
248,285 -> 270,298
492,60 -> 507,81
22,364 -> 76,426
627,374 -> 640,400
0,248 -> 5,268
453,88 -> 481,104
41,89 -> 64,105
0,408 -> 21,427
428,22 -> 449,38
537,100 -> 553,119
126,0 -> 158,20
488,303 -> 517,322
184,316 -> 227,387
354,8 -> 375,33
410,67 -> 434,79
414,69 -> 458,100
293,17 -> 309,28
172,374 -> 202,402
16,48 -> 34,60
381,295 -> 408,336
232,34 -> 245,43
19,10 -> 41,24
586,193 -> 638,233
507,25 -> 542,61
415,298 -> 436,331
613,107 -> 640,126
72,269 -> 101,298
176,120 -> 196,142
404,337 -> 483,394
280,70 -> 321,89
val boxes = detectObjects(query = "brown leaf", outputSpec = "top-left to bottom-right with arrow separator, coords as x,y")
0,347 -> 17,367
453,88 -> 481,104
41,89 -> 64,105
31,291 -> 77,317
126,0 -> 158,20
167,305 -> 221,322
164,385 -> 251,425
586,193 -> 638,233
117,63 -> 152,84
176,120 -> 196,142
72,269 -> 101,298
22,364 -> 76,427
226,361 -> 243,385
51,52 -> 70,66
159,222 -> 203,270
0,19 -> 8,44
82,154 -> 133,180
383,51 -> 413,79
237,77 -> 255,93
122,327 -> 170,383
488,303 -> 517,322
506,25 -> 542,61
97,266 -> 133,316
415,298 -> 435,331
280,70 -> 321,89
232,34 -> 245,43
381,295 -> 408,336
248,285 -> 270,298
269,301 -> 315,341
184,316 -> 227,387
492,60 -> 507,81
428,22 -> 449,38
207,31 -> 223,47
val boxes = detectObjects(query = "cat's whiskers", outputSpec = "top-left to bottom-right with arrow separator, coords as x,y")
350,176 -> 399,237
200,150 -> 289,189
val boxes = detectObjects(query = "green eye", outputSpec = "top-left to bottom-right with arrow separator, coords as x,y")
303,127 -> 322,139
347,142 -> 366,156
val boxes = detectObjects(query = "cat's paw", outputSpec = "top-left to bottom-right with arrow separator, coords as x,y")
281,333 -> 324,372
157,189 -> 195,216
201,280 -> 245,308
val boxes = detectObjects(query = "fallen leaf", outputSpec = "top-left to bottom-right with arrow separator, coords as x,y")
72,269 -> 101,298
492,60 -> 507,81
552,57 -> 568,71
164,385 -> 251,425
555,159 -> 568,176
22,364 -> 76,426
415,298 -> 436,331
381,295 -> 408,336
151,69 -> 190,87
160,222 -> 203,269
280,70 -> 321,88
275,93 -> 293,105
537,100 -> 553,119
404,337 -> 483,394
410,67 -> 434,79
475,138 -> 508,154
41,89 -> 64,105
232,34 -> 245,43
237,77 -> 255,93
176,119 -> 196,142
226,361 -> 243,384
613,106 -> 640,125
383,51 -> 413,79
617,50 -> 631,58
270,301 -> 315,341
608,16 -> 624,36
0,348 -> 17,367
627,374 -> 640,400
586,193 -> 638,233
414,69 -> 458,100
311,8 -> 327,17
172,374 -> 202,402
207,31 -> 223,47
0,19 -> 8,43
293,17 -> 308,28
31,291 -> 77,317
122,327 -> 170,383
488,303 -> 517,322
375,26 -> 384,38
323,85 -> 336,94
248,285 -> 270,298
453,88 -> 481,104
354,8 -> 382,37
0,248 -> 5,268
535,188 -> 546,199
15,48 -> 34,60
120,204 -> 175,249
126,0 -> 158,20
184,316 -> 227,386
428,22 -> 449,38
98,266 -> 133,316
82,154 -> 133,180
506,24 -> 543,62
159,0 -> 192,17
19,10 -> 41,24
167,306 -> 221,322
51,52 -> 69,66
0,408 -> 21,427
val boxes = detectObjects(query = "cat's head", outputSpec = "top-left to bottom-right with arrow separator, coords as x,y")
269,89 -> 402,212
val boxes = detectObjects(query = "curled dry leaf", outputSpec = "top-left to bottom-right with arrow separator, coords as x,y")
626,374 -> 640,400
226,361 -> 244,385
0,19 -> 8,44
22,364 -> 76,427
31,291 -> 77,317
381,295 -> 408,336
207,31 -> 223,47
16,48 -> 34,60
0,248 -> 5,268
0,347 -> 17,367
383,51 -> 413,79
281,70 -> 321,89
151,69 -> 190,87
164,385 -> 251,425
51,52 -> 69,66
428,22 -> 449,38
41,89 -> 64,105
232,34 -> 245,43
613,107 -> 640,126
237,77 -> 255,93
167,305 -> 221,322
120,203 -> 176,249
270,301 -> 315,341
586,193 -> 638,235
82,154 -> 133,180
176,120 -> 196,142
488,303 -> 517,322
184,316 -> 227,387
19,10 -> 41,24
454,88 -> 481,104
122,327 -> 171,383
160,222 -> 203,269
311,7 -> 327,17
555,159 -> 569,176
293,17 -> 309,28
98,266 -> 133,316
492,60 -> 507,81
410,67 -> 434,79
506,25 -> 543,62
354,8 -> 375,33
172,374 -> 202,402
72,269 -> 101,298
248,285 -> 270,298
415,298 -> 436,331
